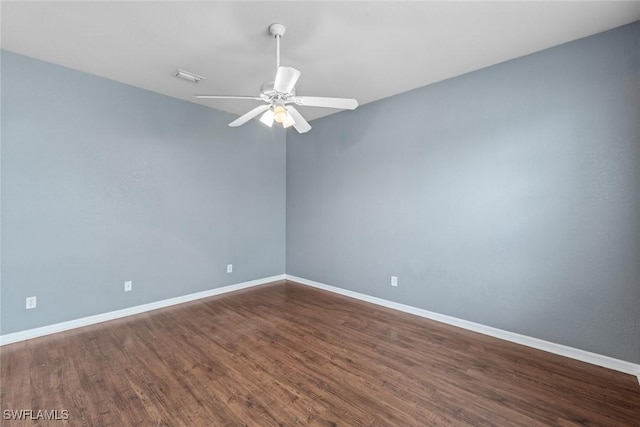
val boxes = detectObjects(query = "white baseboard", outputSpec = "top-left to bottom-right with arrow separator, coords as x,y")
0,274 -> 285,346
286,274 -> 640,380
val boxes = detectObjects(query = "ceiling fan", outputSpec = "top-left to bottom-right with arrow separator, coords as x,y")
194,23 -> 358,134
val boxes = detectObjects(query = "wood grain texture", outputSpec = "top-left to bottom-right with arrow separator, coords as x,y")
1,280 -> 639,426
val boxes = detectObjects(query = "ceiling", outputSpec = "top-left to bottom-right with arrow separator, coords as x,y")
2,1 -> 639,122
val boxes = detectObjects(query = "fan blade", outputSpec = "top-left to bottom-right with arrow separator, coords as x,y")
286,106 -> 311,134
294,96 -> 358,110
274,66 -> 301,94
229,104 -> 271,127
194,95 -> 263,100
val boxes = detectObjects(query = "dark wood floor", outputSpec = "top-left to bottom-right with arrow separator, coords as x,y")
1,280 -> 639,426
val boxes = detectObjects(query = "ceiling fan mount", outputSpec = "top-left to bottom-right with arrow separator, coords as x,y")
268,23 -> 286,39
194,23 -> 358,134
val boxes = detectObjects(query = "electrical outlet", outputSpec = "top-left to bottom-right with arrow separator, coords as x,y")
391,276 -> 398,287
26,296 -> 37,309
124,281 -> 132,292
227,264 -> 233,273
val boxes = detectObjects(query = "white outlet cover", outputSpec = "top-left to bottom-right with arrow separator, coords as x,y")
26,296 -> 37,309
227,264 -> 233,273
391,276 -> 398,287
124,281 -> 132,292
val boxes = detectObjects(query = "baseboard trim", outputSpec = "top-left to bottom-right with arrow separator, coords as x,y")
0,274 -> 286,346
286,275 -> 640,379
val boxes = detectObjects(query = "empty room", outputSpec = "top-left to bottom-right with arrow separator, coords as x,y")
1,1 -> 639,425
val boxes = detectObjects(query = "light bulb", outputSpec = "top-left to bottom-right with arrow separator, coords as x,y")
273,106 -> 288,124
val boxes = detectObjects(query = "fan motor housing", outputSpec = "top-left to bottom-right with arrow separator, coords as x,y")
260,81 -> 294,100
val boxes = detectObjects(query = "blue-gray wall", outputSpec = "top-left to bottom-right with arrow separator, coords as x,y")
286,23 -> 640,363
1,51 -> 286,334
2,23 -> 639,365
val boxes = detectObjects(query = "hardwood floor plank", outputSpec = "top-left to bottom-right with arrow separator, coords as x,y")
2,280 -> 639,426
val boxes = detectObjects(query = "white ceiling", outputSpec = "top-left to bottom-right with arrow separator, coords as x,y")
2,1 -> 639,122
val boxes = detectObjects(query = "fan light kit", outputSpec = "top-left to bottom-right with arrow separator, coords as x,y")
194,23 -> 358,133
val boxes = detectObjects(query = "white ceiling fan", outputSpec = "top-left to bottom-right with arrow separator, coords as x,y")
194,23 -> 358,134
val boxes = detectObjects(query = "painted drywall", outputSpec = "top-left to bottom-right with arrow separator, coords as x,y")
286,23 -> 640,363
1,51 -> 286,334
